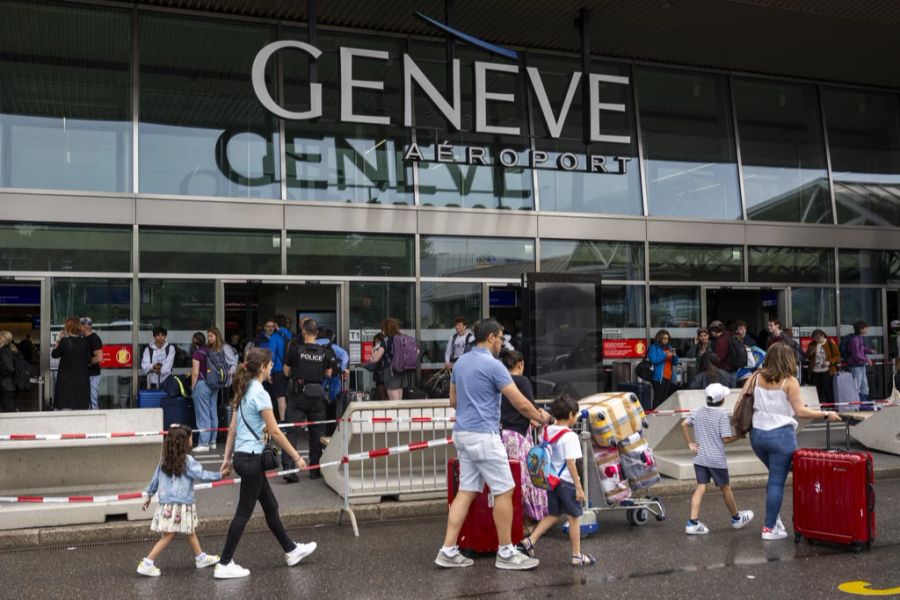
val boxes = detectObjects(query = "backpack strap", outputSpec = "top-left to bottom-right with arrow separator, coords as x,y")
544,427 -> 571,445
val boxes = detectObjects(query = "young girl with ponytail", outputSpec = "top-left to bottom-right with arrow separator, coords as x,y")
214,348 -> 317,579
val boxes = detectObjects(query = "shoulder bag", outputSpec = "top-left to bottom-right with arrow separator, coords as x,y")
238,401 -> 280,471
732,371 -> 760,437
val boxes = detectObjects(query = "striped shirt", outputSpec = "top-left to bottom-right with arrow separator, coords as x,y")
685,406 -> 733,469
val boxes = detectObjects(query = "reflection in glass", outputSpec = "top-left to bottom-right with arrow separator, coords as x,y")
649,243 -> 742,282
649,286 -> 700,355
140,227 -> 280,274
636,68 -> 741,220
602,285 -> 646,330
748,246 -> 834,283
0,1 -> 131,192
287,232 -> 413,276
791,288 -> 836,333
0,223 -> 131,272
139,279 -> 215,367
823,88 -> 900,226
840,287 -> 883,353
540,240 -> 644,280
733,78 -> 831,223
420,236 -> 535,278
420,282 -> 481,368
139,14 -> 279,198
839,249 -> 889,285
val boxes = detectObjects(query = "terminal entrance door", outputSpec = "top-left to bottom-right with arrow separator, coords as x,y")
704,287 -> 787,348
0,280 -> 44,411
521,273 -> 603,398
486,284 -> 523,351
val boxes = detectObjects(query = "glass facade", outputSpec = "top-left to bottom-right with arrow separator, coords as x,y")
140,227 -> 281,274
748,246 -> 834,283
0,223 -> 131,272
540,240 -> 644,280
287,232 -> 414,276
420,236 -> 534,278
649,243 -> 742,282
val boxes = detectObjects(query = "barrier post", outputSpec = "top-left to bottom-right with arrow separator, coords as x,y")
340,416 -> 359,537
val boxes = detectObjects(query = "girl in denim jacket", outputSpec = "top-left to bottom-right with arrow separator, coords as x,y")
136,424 -> 222,576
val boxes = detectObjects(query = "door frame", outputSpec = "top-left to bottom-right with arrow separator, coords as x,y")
0,276 -> 49,410
701,285 -> 790,335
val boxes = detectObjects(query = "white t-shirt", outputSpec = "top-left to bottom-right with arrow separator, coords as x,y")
545,425 -> 582,483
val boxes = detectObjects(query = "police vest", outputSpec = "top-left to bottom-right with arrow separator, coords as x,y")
292,344 -> 328,383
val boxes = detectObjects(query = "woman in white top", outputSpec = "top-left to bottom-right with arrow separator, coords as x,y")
741,343 -> 841,541
214,348 -> 316,579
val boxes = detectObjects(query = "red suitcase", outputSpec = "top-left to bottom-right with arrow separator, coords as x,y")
792,420 -> 875,551
447,458 -> 523,554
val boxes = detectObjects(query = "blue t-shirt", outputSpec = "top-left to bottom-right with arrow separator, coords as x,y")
234,379 -> 273,453
451,347 -> 514,434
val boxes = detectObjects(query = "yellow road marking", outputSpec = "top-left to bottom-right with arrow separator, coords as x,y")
839,581 -> 900,596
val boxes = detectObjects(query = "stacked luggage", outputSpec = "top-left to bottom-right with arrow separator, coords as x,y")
579,392 -> 660,505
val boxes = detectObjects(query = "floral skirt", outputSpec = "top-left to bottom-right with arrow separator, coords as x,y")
150,503 -> 199,534
501,429 -> 549,521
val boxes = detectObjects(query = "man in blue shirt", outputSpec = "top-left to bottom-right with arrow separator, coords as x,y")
315,327 -> 349,402
436,319 -> 551,571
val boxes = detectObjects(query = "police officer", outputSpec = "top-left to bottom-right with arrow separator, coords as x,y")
282,318 -> 335,482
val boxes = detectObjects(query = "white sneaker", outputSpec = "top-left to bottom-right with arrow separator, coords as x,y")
685,521 -> 709,535
209,443 -> 217,450
194,445 -> 210,453
136,560 -> 160,577
195,554 -> 220,569
731,510 -> 754,530
214,561 -> 250,579
775,517 -> 786,534
285,542 -> 317,566
762,527 -> 788,541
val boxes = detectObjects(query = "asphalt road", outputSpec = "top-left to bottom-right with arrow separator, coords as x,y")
2,478 -> 898,600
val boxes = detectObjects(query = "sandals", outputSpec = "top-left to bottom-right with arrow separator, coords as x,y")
517,537 -> 535,557
571,553 -> 596,566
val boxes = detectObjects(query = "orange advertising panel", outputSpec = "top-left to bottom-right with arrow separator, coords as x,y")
101,344 -> 133,369
602,339 -> 647,359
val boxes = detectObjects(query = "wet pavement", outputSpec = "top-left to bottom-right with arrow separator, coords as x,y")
2,476 -> 897,599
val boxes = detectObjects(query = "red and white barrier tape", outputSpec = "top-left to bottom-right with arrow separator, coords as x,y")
0,437 -> 454,504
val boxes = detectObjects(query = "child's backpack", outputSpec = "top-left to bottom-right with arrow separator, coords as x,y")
526,428 -> 571,491
390,333 -> 419,373
205,350 -> 231,390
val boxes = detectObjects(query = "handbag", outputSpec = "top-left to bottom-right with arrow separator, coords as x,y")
732,372 -> 760,436
635,359 -> 654,381
238,402 -> 280,471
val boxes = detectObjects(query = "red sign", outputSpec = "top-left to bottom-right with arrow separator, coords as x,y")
799,336 -> 838,353
101,344 -> 133,369
361,341 -> 374,363
602,339 -> 647,359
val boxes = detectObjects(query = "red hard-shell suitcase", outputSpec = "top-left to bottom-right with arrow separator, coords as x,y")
792,420 -> 875,551
447,458 -> 523,553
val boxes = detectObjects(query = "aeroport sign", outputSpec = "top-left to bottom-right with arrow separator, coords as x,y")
251,41 -> 632,174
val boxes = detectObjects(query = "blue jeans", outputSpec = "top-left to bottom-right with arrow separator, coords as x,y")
749,425 -> 796,529
848,365 -> 869,409
89,375 -> 100,410
193,380 -> 217,446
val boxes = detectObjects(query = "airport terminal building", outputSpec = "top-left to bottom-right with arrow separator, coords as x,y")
2,0 -> 900,408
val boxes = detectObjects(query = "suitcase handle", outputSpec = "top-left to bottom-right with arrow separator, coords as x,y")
825,419 -> 851,451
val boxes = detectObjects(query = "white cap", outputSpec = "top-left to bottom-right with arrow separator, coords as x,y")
705,383 -> 730,405
891,320 -> 900,329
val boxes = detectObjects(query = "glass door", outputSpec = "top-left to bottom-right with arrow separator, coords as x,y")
0,278 -> 46,411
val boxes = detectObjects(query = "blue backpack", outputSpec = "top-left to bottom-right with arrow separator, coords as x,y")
526,428 -> 571,491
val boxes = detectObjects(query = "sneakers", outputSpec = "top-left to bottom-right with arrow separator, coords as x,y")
136,560 -> 160,577
775,517 -> 786,534
685,521 -> 709,535
195,554 -> 220,569
209,443 -> 217,450
286,542 -> 317,567
731,510 -> 755,530
214,561 -> 250,579
194,445 -> 210,453
495,548 -> 540,570
434,549 -> 474,568
762,526 -> 788,541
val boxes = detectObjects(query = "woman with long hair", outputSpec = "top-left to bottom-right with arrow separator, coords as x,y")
371,317 -> 404,400
498,349 -> 548,530
214,347 -> 317,579
0,330 -> 20,412
648,329 -> 680,406
51,317 -> 92,410
805,329 -> 840,405
743,343 -> 841,541
190,331 -> 213,452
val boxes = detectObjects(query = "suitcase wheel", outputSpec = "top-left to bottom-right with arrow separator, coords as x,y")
626,508 -> 648,526
794,532 -> 802,544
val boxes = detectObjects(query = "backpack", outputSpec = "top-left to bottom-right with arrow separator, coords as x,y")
12,351 -> 33,391
635,359 -> 654,381
726,336 -> 749,369
839,334 -> 854,360
161,373 -> 190,398
205,350 -> 231,390
390,334 -> 419,372
526,428 -> 571,491
143,343 -> 174,369
451,332 -> 475,358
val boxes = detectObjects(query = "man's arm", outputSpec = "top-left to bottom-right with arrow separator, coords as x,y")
500,382 -> 550,424
449,382 -> 457,409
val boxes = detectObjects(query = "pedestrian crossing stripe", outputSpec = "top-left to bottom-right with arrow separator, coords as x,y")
839,581 -> 900,596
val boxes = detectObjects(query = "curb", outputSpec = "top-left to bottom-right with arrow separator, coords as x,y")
3,468 -> 898,551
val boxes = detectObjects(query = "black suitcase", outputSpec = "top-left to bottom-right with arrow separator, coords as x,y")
617,382 -> 653,412
403,387 -> 427,400
328,390 -> 371,434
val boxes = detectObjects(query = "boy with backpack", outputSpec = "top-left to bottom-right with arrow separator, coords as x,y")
680,383 -> 754,535
518,394 -> 596,567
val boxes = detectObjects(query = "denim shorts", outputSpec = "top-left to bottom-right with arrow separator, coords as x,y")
547,480 -> 583,518
694,464 -> 730,486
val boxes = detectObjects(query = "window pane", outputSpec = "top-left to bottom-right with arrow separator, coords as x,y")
139,278 -> 215,367
649,243 -> 742,282
839,249 -> 887,285
748,246 -> 834,283
823,88 -> 900,226
420,282 -> 481,369
0,222 -> 131,272
50,277 -> 132,409
139,14 -> 279,198
733,78 -> 831,224
840,288 -> 883,354
636,68 -> 741,220
282,30 -> 412,204
0,1 -> 131,192
540,240 -> 644,280
420,236 -> 535,278
287,232 -> 413,277
649,286 -> 700,355
602,285 -> 647,353
140,227 -> 280,274
791,288 -> 836,335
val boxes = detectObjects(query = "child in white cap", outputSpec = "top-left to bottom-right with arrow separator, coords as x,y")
680,383 -> 754,534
